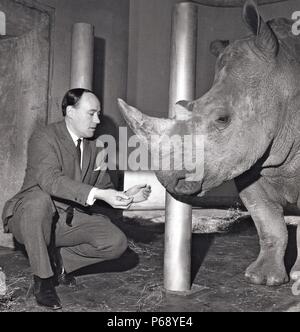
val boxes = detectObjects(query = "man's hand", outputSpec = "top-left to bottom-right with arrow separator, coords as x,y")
125,184 -> 152,203
94,189 -> 133,209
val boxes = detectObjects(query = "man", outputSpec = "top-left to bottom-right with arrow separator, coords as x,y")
2,89 -> 151,310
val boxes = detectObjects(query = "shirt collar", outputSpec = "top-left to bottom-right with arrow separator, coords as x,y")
65,121 -> 83,146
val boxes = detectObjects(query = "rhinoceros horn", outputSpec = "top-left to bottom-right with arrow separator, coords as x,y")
243,0 -> 278,57
117,99 -> 176,143
172,100 -> 193,121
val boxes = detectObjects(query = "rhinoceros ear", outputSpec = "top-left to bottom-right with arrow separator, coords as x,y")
243,0 -> 261,35
173,101 -> 193,121
210,40 -> 230,57
242,0 -> 278,57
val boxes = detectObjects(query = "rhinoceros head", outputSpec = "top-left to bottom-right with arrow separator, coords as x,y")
118,0 -> 288,197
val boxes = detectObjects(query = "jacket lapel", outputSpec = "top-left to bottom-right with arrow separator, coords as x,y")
57,121 -> 77,159
57,121 -> 81,181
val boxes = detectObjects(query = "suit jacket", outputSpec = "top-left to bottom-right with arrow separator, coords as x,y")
2,120 -> 114,233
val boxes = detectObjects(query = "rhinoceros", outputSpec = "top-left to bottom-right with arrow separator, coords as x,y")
118,0 -> 300,286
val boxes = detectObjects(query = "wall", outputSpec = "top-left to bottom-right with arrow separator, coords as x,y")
37,0 -> 129,126
0,0 -> 50,247
0,0 -> 129,247
127,0 -> 300,205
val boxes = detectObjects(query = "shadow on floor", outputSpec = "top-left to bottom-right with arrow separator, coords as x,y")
191,234 -> 215,284
73,248 -> 139,276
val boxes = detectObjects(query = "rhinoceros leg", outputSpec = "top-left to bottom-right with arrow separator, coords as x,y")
290,225 -> 300,281
236,177 -> 289,286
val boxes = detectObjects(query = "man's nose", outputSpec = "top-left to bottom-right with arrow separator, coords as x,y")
93,112 -> 100,124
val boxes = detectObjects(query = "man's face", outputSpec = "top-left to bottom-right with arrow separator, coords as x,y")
67,92 -> 101,138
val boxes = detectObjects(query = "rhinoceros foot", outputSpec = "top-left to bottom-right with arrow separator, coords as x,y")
245,256 -> 289,286
290,261 -> 300,281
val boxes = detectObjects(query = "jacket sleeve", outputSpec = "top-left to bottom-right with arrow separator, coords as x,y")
28,129 -> 93,207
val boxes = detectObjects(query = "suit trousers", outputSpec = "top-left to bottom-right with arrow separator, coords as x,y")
8,189 -> 128,279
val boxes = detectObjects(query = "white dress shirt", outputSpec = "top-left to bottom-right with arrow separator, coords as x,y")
66,123 -> 97,206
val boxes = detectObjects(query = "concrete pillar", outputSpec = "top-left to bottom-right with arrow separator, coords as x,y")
70,23 -> 94,90
164,2 -> 198,293
0,11 -> 6,36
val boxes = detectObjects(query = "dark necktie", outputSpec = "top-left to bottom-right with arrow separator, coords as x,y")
66,138 -> 82,227
76,138 -> 82,169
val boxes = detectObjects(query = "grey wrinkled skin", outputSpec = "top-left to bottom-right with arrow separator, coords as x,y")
118,0 -> 300,286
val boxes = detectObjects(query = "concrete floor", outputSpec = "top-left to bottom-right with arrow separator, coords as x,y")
0,212 -> 300,312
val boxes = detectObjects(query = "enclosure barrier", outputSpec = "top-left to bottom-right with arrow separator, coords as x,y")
164,2 -> 198,293
70,23 -> 94,90
0,11 -> 6,36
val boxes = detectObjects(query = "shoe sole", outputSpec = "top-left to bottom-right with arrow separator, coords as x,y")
36,300 -> 62,310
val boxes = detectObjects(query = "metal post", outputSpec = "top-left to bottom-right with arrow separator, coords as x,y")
164,2 -> 198,293
70,23 -> 94,90
0,11 -> 6,36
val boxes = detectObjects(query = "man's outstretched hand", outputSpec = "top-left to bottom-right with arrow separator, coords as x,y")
125,184 -> 152,203
95,189 -> 133,209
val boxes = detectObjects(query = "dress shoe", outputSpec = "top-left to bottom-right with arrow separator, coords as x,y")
33,275 -> 62,310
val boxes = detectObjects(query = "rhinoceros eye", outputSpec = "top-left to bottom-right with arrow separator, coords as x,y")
216,116 -> 229,123
215,115 -> 230,130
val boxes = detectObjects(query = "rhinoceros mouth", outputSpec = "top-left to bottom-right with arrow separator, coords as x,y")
156,171 -> 203,196
173,177 -> 203,196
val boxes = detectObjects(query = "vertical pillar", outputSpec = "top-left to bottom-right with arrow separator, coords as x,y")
70,23 -> 94,90
164,2 -> 198,292
0,11 -> 6,36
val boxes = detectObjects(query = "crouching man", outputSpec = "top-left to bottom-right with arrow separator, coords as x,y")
2,89 -> 151,310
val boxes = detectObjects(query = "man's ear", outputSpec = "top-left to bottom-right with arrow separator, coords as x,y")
66,105 -> 74,117
210,40 -> 230,57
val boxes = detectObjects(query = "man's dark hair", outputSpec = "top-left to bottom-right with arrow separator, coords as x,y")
61,88 -> 93,116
